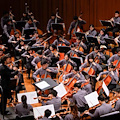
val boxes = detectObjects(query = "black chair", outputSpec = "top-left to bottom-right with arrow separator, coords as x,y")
16,115 -> 34,120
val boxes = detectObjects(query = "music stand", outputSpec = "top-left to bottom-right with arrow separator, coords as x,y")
33,78 -> 58,91
52,23 -> 63,31
31,46 -> 44,52
75,32 -> 86,38
104,38 -> 117,45
100,20 -> 113,27
16,21 -> 26,31
71,57 -> 81,69
57,46 -> 70,53
115,22 -> 120,29
87,36 -> 99,45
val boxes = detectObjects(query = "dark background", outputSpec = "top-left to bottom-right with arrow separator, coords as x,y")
0,0 -> 120,34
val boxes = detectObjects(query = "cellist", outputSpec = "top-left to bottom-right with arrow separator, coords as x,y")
53,35 -> 70,46
96,64 -> 119,91
107,48 -> 120,68
33,59 -> 58,82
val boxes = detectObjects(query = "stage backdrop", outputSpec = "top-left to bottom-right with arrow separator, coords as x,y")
0,0 -> 120,34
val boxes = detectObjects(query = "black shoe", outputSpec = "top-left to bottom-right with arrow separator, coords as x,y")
1,111 -> 12,115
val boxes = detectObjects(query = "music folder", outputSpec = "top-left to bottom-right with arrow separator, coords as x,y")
33,104 -> 55,118
100,20 -> 113,27
33,78 -> 58,91
104,38 -> 117,45
57,46 -> 70,53
84,91 -> 99,108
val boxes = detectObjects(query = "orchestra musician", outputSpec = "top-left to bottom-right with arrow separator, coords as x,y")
38,90 -> 61,112
85,96 -> 112,118
105,11 -> 120,38
33,59 -> 58,82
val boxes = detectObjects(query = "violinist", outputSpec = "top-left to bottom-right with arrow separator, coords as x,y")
31,50 -> 51,70
72,83 -> 88,113
0,55 -> 18,115
21,46 -> 35,79
64,103 -> 80,120
85,46 -> 106,65
97,28 -> 108,45
67,16 -> 86,36
15,39 -> 28,69
33,59 -> 58,82
30,31 -> 39,40
112,89 -> 120,111
53,35 -> 70,46
67,44 -> 83,58
96,64 -> 119,90
38,90 -> 61,111
85,96 -> 112,118
0,49 -> 4,59
86,24 -> 97,37
105,11 -> 120,38
57,53 -> 77,71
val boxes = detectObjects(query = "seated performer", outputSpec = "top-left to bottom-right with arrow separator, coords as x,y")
33,59 -> 58,82
38,90 -> 61,111
105,11 -> 120,38
72,83 -> 88,113
15,95 -> 33,118
85,97 -> 112,118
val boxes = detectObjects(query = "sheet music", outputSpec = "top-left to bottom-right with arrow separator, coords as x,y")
102,81 -> 109,96
33,104 -> 55,119
35,81 -> 50,90
54,83 -> 67,98
84,91 -> 99,108
17,91 -> 38,104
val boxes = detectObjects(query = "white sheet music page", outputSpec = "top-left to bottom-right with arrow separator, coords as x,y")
17,91 -> 38,104
102,81 -> 109,96
33,104 -> 55,119
53,83 -> 67,98
35,81 -> 50,89
84,91 -> 99,108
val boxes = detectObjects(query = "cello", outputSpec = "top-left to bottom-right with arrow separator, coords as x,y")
59,61 -> 73,83
113,57 -> 120,69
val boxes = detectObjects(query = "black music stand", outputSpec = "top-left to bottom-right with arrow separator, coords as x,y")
52,23 -> 63,31
57,46 -> 70,53
87,36 -> 99,45
115,22 -> 120,29
71,57 -> 81,70
75,32 -> 86,38
33,78 -> 58,91
104,38 -> 117,45
16,21 -> 26,31
100,20 -> 113,27
31,46 -> 44,52
23,28 -> 36,39
23,39 -> 36,46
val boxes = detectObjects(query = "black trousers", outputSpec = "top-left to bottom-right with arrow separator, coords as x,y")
1,88 -> 11,114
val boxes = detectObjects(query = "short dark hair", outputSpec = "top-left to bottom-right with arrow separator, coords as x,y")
37,50 -> 43,55
89,24 -> 94,28
115,11 -> 119,14
51,44 -> 57,49
45,109 -> 51,118
73,16 -> 78,20
74,83 -> 81,88
71,44 -> 76,48
38,35 -> 43,38
50,90 -> 57,97
41,59 -> 48,65
1,54 -> 10,64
